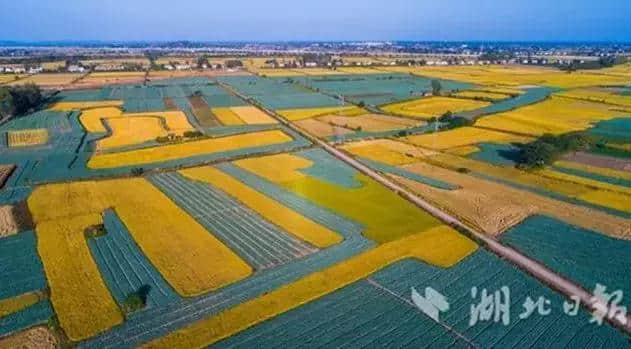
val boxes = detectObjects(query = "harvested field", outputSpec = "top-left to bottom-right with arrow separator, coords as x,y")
0,326 -> 57,349
404,126 -> 531,150
7,73 -> 82,87
381,96 -> 490,118
186,95 -> 219,127
29,178 -> 253,298
396,161 -> 631,237
74,72 -> 146,88
318,113 -> 422,132
144,226 -> 477,348
341,139 -> 435,165
7,129 -> 49,147
211,108 -> 245,125
277,106 -> 358,121
0,202 -> 33,237
294,118 -> 353,138
180,166 -> 342,248
87,129 -> 294,169
230,106 -> 277,124
475,96 -> 621,136
0,165 -> 15,189
151,172 -> 320,269
562,151 -> 631,172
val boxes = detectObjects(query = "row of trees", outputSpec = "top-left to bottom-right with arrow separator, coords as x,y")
516,132 -> 593,169
0,83 -> 44,119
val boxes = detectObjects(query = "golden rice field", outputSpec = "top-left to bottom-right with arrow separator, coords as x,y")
444,145 -> 481,156
181,166 -> 342,248
50,100 -> 123,111
235,153 -> 443,243
211,108 -> 244,125
98,117 -> 167,150
341,139 -> 436,165
381,96 -> 490,119
404,126 -> 532,150
595,63 -> 631,78
143,225 -> 477,349
230,106 -> 278,124
452,90 -> 511,101
557,88 -> 631,107
290,68 -> 346,76
80,58 -> 150,66
474,96 -> 623,136
29,179 -> 252,304
0,291 -> 43,318
7,129 -> 49,147
79,107 -> 124,132
294,118 -> 353,138
35,213 -> 124,341
7,73 -> 82,87
277,105 -> 359,121
333,106 -> 369,116
317,114 -> 422,132
88,111 -> 193,150
255,69 -> 304,77
80,71 -> 146,83
395,161 -> 631,237
87,129 -> 293,168
381,65 -> 631,88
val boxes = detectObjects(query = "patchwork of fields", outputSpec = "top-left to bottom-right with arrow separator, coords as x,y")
1,63 -> 631,347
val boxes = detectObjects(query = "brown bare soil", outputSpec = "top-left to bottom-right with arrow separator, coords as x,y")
0,164 -> 15,189
0,326 -> 58,349
317,114 -> 423,132
0,202 -> 34,237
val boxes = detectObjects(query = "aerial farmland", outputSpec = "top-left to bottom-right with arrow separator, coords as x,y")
2,24 -> 631,349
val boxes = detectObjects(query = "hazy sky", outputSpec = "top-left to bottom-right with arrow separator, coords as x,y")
2,0 -> 630,42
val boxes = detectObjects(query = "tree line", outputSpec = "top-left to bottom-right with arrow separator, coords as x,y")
0,83 -> 43,119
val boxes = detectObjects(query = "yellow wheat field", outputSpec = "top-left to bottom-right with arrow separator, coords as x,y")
143,225 -> 477,349
230,106 -> 278,124
181,166 -> 342,248
404,126 -> 531,150
87,129 -> 293,168
7,129 -> 49,147
277,106 -> 359,121
381,97 -> 490,119
35,213 -> 124,341
49,100 -> 123,111
211,108 -> 245,125
475,96 -> 623,136
0,291 -> 43,318
29,179 -> 253,299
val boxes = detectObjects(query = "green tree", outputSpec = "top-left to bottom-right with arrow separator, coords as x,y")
0,87 -> 15,119
431,79 -> 442,95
